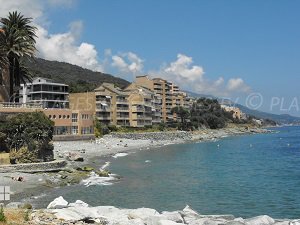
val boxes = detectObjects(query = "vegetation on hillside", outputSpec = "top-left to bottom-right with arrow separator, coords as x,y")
0,112 -> 54,164
170,98 -> 276,131
25,58 -> 130,92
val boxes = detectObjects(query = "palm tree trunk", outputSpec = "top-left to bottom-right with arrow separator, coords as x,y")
8,57 -> 14,102
14,59 -> 20,103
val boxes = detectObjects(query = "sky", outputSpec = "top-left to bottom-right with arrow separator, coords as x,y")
1,0 -> 300,116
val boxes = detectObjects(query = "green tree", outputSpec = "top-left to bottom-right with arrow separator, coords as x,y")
0,112 -> 54,163
0,11 -> 37,102
171,106 -> 190,124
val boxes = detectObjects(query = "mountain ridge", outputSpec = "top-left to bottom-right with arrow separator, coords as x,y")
25,58 -> 130,92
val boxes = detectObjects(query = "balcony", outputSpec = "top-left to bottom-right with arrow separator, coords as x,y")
116,99 -> 128,104
132,106 -> 145,112
116,107 -> 129,111
97,116 -> 111,120
117,115 -> 129,119
144,101 -> 152,107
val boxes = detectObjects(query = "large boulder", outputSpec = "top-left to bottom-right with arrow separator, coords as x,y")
53,206 -> 102,222
47,196 -> 68,209
180,205 -> 201,224
189,218 -> 226,225
128,207 -> 160,220
245,215 -> 275,225
159,220 -> 185,225
95,206 -> 130,223
161,211 -> 184,223
68,200 -> 89,208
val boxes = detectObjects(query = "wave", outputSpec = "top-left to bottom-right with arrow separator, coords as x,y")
81,172 -> 117,187
101,161 -> 111,170
112,152 -> 129,158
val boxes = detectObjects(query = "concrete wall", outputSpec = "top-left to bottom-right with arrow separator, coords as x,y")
0,160 -> 67,172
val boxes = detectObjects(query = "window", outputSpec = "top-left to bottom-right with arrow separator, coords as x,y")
49,115 -> 52,119
67,115 -> 70,119
71,126 -> 78,135
81,126 -> 93,134
59,115 -> 62,119
53,115 -> 56,119
63,115 -> 66,119
81,114 -> 90,120
72,113 -> 78,122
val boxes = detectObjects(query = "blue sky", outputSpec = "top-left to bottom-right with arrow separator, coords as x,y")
1,0 -> 300,116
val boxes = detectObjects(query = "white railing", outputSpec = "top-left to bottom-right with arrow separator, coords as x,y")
0,102 -> 43,109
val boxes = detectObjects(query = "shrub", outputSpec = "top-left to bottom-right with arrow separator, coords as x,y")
158,122 -> 166,131
108,125 -> 118,132
0,205 -> 6,222
0,112 -> 54,163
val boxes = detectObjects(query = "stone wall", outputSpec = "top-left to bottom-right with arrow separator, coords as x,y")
53,134 -> 95,141
109,131 -> 193,141
0,160 -> 67,173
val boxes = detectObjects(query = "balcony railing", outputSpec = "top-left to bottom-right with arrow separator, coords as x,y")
0,102 -> 43,109
97,116 -> 111,120
117,107 -> 129,111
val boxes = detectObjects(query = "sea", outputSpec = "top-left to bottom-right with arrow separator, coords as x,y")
30,126 -> 300,219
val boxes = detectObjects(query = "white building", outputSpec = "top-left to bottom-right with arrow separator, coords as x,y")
19,77 -> 69,109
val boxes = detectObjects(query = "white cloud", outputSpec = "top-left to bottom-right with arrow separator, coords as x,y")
0,0 -> 43,19
47,0 -> 76,8
165,54 -> 204,82
0,0 -> 104,72
111,52 -> 144,75
227,78 -> 250,92
149,53 -> 251,97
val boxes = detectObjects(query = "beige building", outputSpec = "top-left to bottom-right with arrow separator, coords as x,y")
0,76 -> 95,140
221,105 -> 242,120
135,75 -> 191,123
94,83 -> 130,126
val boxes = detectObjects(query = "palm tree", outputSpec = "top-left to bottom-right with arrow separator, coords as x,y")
0,11 -> 37,102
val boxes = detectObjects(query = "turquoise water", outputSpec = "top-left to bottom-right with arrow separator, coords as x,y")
33,126 -> 300,218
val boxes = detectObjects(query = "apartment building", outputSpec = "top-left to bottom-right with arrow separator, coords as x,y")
20,77 -> 69,109
94,83 -> 130,126
68,76 -> 192,128
125,83 -> 161,127
135,75 -> 190,123
0,77 -> 94,140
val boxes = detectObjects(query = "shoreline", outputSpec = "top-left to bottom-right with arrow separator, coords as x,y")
0,126 -> 273,207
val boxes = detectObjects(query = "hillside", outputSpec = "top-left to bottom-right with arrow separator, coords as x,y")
186,91 -> 300,125
25,58 -> 130,92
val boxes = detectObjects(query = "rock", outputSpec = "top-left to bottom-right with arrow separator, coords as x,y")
159,219 -> 185,225
161,211 -> 184,223
245,215 -> 275,225
203,215 -> 235,221
128,208 -> 160,220
290,221 -> 300,225
68,200 -> 89,208
47,196 -> 68,209
274,221 -> 290,225
180,205 -> 201,224
6,202 -> 23,208
76,166 -> 95,172
66,152 -> 84,162
189,218 -> 226,225
95,206 -> 130,223
226,221 -> 245,225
